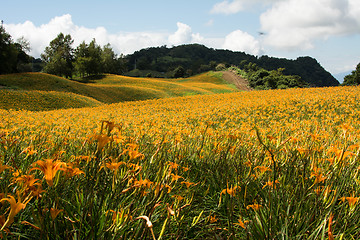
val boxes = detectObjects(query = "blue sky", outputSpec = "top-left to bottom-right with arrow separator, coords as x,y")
2,0 -> 360,78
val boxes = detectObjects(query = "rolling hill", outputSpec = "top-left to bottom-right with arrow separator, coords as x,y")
126,44 -> 339,87
0,71 -> 238,110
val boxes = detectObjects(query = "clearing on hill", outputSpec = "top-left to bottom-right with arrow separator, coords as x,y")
221,71 -> 252,91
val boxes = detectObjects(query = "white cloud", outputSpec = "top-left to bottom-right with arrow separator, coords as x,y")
4,15 -> 208,57
168,22 -> 204,46
168,22 -> 193,45
210,0 -> 244,15
260,0 -> 360,50
222,30 -> 262,55
205,19 -> 214,27
210,0 -> 285,15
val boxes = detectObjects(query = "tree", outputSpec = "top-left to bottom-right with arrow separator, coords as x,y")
343,63 -> 360,85
74,39 -> 102,77
102,43 -> 119,74
15,37 -> 32,72
0,25 -> 33,74
41,33 -> 74,78
86,39 -> 102,75
74,41 -> 91,78
0,25 -> 18,74
173,66 -> 185,78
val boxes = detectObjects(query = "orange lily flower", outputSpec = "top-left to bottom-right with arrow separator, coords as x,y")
340,196 -> 359,207
209,215 -> 218,223
168,161 -> 179,170
254,165 -> 272,174
95,134 -> 111,152
105,159 -> 126,174
122,144 -> 144,161
234,217 -> 249,229
181,181 -> 196,188
62,163 -> 85,178
262,180 -> 280,189
0,194 -> 31,230
30,159 -> 65,186
49,208 -> 63,220
133,178 -> 153,188
171,173 -> 183,182
220,184 -> 239,197
15,175 -> 42,193
246,203 -> 262,211
0,162 -> 12,173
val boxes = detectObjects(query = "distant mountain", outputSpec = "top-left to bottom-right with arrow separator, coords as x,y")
125,44 -> 339,87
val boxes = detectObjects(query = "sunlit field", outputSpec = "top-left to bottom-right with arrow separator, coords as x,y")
0,72 -> 237,111
1,86 -> 360,239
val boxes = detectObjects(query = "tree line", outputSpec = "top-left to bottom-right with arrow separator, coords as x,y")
342,63 -> 360,86
125,44 -> 339,87
1,25 -> 346,88
0,25 -> 43,74
41,33 -> 127,79
232,62 -> 307,90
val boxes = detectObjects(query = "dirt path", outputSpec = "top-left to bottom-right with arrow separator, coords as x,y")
222,71 -> 252,91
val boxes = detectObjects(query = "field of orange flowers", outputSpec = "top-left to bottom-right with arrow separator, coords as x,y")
1,86 -> 360,239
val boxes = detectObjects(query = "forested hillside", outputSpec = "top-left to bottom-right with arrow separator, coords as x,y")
126,44 -> 339,87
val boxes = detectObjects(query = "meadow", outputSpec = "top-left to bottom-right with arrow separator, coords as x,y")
0,72 -> 236,110
1,84 -> 360,239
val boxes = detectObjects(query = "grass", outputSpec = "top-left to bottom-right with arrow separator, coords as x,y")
1,86 -> 360,238
0,72 -> 237,110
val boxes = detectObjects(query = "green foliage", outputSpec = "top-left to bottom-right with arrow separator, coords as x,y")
233,63 -> 306,90
173,66 -> 185,78
41,34 -> 127,79
215,63 -> 226,71
125,44 -> 338,86
41,33 -> 75,78
342,63 -> 360,86
0,25 -> 34,74
74,39 -> 102,77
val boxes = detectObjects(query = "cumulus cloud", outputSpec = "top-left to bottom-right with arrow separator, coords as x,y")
222,30 -> 262,55
260,0 -> 360,50
4,15 -> 209,57
210,0 -> 245,15
4,14 -> 264,57
210,0 -> 285,14
168,22 -> 204,46
168,22 -> 192,45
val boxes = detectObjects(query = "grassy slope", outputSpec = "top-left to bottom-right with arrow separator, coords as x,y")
0,72 -> 237,110
0,90 -> 103,111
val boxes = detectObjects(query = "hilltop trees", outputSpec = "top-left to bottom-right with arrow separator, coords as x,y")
42,33 -> 127,78
342,63 -> 360,85
230,63 -> 306,90
124,44 -> 339,86
74,39 -> 102,77
41,33 -> 75,78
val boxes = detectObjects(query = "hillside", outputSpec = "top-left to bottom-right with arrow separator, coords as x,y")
0,72 -> 238,110
2,85 -> 360,239
221,71 -> 252,91
126,44 -> 339,87
0,90 -> 103,111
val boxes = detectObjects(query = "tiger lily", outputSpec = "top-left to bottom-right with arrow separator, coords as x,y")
0,194 -> 31,230
30,159 -> 65,186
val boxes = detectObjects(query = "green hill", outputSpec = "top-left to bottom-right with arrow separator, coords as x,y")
126,44 -> 339,87
0,72 -> 237,110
